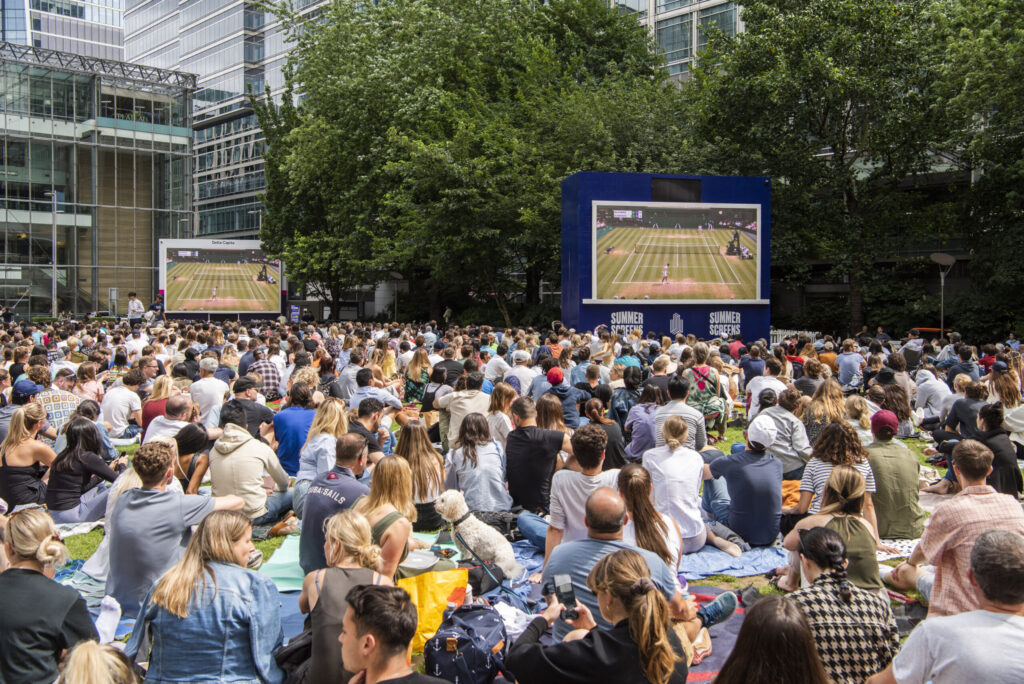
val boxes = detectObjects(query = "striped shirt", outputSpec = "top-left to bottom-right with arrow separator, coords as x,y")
799,458 -> 876,513
653,400 -> 707,451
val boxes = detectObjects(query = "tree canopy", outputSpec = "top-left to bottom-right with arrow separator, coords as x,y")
255,0 -> 689,323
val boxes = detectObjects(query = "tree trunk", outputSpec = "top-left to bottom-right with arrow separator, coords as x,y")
492,285 -> 513,329
525,266 -> 541,305
427,280 -> 441,322
848,271 -> 864,333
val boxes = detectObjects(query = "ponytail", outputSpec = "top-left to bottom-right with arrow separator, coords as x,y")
797,526 -> 853,604
4,507 -> 68,568
661,415 -> 688,451
617,464 -> 672,566
588,551 -> 680,684
830,549 -> 853,604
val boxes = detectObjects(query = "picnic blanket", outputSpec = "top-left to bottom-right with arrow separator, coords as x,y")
877,538 -> 919,562
679,545 -> 789,581
686,586 -> 747,682
259,535 -> 306,592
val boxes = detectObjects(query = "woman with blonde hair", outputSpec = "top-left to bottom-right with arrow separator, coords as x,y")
845,394 -> 874,445
291,365 -> 325,407
802,378 -> 847,445
404,347 -> 431,404
393,420 -> 445,531
141,374 -> 178,436
299,509 -> 390,684
58,641 -> 139,684
292,398 -> 349,518
0,404 -> 55,506
354,455 -> 417,579
783,465 -> 884,593
0,507 -> 98,684
487,381 -> 517,447
125,510 -> 284,683
507,548 -> 689,684
72,361 -> 105,403
641,417 -> 741,558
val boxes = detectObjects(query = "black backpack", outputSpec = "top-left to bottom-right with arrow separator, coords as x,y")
424,604 -> 508,684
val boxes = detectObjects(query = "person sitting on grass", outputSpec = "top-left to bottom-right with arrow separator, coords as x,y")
300,509 -> 391,684
126,510 -> 284,683
867,529 -> 1024,684
788,526 -> 899,684
885,439 -> 1024,617
866,410 -> 928,540
209,400 -> 295,535
507,549 -> 689,684
339,585 -> 448,684
106,440 -> 244,617
0,506 -> 98,684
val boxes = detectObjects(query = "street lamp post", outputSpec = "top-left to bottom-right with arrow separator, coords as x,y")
930,252 -> 956,336
247,208 -> 262,232
44,191 -> 58,318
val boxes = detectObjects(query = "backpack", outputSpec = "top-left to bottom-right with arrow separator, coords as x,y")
424,604 -> 508,684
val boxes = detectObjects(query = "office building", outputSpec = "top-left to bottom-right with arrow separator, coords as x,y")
615,0 -> 742,76
0,0 -> 123,60
0,41 -> 194,316
125,0 -> 325,238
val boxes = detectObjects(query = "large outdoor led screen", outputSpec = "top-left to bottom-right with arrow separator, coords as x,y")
159,239 -> 283,313
592,201 -> 761,302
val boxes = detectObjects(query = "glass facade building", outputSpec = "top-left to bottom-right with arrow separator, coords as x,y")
614,0 -> 741,76
1,0 -> 123,60
0,41 -> 194,316
125,0 -> 324,238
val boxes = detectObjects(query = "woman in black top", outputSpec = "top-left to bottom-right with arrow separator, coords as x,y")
507,549 -> 688,684
934,402 -> 1024,495
45,418 -> 124,523
0,506 -> 98,684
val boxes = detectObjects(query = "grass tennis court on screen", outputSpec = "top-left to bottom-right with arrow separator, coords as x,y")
165,262 -> 280,312
595,227 -> 758,300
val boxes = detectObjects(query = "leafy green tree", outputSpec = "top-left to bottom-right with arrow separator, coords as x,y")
684,0 -> 953,330
930,0 -> 1024,336
256,0 -> 688,323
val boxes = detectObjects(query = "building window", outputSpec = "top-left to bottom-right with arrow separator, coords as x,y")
656,0 -> 691,14
657,13 -> 692,74
698,2 -> 737,52
613,0 -> 647,20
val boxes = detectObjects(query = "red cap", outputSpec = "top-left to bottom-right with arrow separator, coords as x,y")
870,409 -> 899,435
547,367 -> 564,385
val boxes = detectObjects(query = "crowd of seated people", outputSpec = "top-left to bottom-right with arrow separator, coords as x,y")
0,316 -> 1021,683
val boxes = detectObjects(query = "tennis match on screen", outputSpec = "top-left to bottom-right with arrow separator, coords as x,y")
592,201 -> 760,302
160,239 -> 282,313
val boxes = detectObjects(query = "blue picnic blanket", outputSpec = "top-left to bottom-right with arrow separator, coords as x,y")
678,545 -> 789,581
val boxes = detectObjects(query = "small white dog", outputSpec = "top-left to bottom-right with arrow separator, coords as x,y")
434,490 -> 523,579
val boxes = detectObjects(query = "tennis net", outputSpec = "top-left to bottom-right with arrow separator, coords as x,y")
636,242 -> 720,255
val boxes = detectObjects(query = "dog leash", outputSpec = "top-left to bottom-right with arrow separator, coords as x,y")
452,525 -> 534,613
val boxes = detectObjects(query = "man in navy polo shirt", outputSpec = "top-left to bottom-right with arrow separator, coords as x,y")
299,433 -> 370,574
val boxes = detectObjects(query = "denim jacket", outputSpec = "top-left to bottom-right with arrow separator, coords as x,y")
126,562 -> 284,683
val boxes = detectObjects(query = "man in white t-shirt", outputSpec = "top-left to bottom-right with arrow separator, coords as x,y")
100,369 -> 144,438
126,291 -> 145,327
867,529 -> 1024,684
537,424 -> 618,577
125,329 -> 148,360
189,357 -> 229,424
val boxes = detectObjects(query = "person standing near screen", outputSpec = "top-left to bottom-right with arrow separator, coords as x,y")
661,263 -> 669,285
211,286 -> 217,300
127,291 -> 145,327
148,294 -> 166,323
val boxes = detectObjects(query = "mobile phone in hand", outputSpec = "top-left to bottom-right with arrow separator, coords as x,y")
552,574 -> 578,620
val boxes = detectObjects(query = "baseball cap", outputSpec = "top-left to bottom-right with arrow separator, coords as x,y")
747,415 -> 778,449
992,360 -> 1009,373
12,380 -> 44,398
233,376 -> 258,393
870,409 -> 899,436
512,350 -> 530,363
546,367 -> 564,385
433,341 -> 446,351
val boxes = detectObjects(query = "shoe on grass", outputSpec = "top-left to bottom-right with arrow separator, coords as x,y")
698,591 -> 738,629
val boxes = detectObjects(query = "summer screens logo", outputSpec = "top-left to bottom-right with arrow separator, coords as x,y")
709,311 -> 741,338
610,311 -> 644,335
